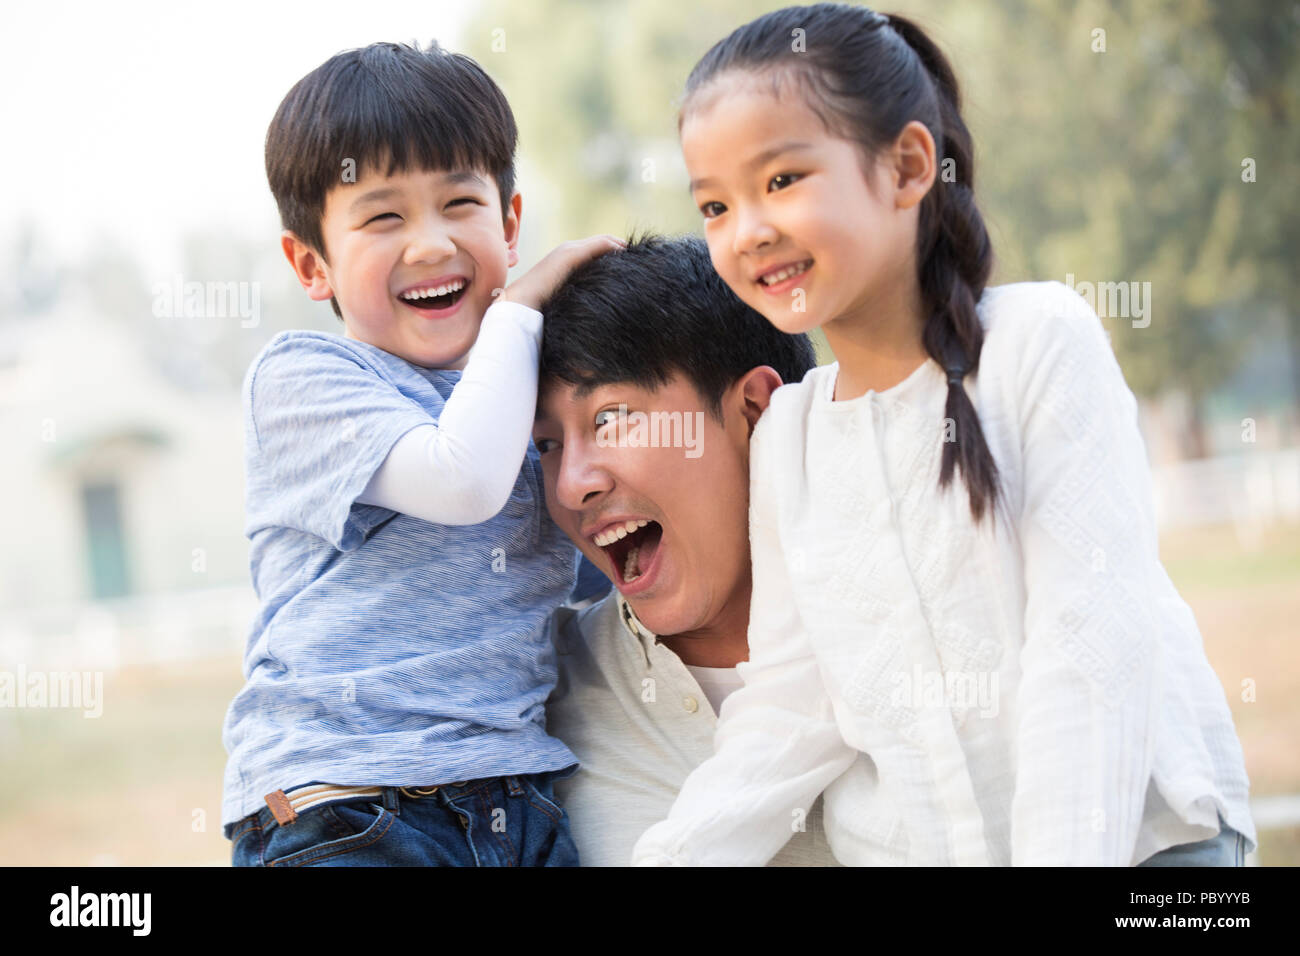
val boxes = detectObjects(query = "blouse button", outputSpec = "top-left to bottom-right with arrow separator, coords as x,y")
682,696 -> 699,713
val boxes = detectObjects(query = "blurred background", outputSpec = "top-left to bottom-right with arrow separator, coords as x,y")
0,0 -> 1295,865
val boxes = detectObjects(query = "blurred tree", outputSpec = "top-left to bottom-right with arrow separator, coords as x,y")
964,0 -> 1298,456
461,0 -> 1298,455
463,0 -> 793,245
1212,1 -> 1300,409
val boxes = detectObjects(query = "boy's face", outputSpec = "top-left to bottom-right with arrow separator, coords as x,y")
284,162 -> 522,369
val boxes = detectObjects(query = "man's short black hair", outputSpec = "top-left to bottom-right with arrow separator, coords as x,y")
266,41 -> 517,317
539,233 -> 817,420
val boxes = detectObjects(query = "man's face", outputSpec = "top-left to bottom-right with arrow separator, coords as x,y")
532,373 -> 756,638
309,163 -> 521,369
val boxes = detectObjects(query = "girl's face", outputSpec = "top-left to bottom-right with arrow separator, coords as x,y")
680,70 -> 920,337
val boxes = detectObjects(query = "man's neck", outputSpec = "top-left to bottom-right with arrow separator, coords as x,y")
651,578 -> 752,669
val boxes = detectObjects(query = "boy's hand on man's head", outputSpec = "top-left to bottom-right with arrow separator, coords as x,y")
497,235 -> 626,311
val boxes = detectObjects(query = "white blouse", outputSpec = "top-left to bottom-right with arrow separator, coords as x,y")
631,281 -> 1256,866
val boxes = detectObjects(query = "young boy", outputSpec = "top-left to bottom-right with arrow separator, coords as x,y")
221,40 -> 620,866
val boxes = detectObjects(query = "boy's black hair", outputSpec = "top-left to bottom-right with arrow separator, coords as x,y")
266,41 -> 518,318
539,233 -> 817,420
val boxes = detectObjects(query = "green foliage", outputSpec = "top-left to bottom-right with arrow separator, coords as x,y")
462,0 -> 1299,407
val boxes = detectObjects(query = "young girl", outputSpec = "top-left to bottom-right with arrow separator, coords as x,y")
631,4 -> 1255,866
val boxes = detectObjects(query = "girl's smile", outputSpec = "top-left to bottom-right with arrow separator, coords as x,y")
754,258 -> 814,294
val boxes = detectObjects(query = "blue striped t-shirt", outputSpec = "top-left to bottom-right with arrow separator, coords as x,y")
221,330 -> 578,829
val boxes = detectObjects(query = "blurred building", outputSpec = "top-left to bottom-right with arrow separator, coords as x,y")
0,293 -> 254,672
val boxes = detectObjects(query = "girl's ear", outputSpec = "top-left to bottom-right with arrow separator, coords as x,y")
892,120 -> 938,211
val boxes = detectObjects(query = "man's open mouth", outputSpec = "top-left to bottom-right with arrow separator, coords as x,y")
397,278 -> 470,311
593,519 -> 663,585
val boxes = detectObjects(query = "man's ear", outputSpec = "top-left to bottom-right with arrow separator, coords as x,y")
504,191 -> 523,269
734,365 -> 785,438
281,230 -> 335,302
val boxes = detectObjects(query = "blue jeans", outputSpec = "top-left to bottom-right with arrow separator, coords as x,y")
228,770 -> 579,867
1137,815 -> 1246,867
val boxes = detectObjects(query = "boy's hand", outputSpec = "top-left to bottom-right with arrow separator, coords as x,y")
497,235 -> 626,311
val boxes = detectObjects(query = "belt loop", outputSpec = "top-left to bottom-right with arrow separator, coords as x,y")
264,790 -> 298,827
381,786 -> 401,814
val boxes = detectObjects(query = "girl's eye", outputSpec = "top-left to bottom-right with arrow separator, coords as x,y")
699,201 -> 726,219
769,172 -> 802,191
364,212 -> 399,225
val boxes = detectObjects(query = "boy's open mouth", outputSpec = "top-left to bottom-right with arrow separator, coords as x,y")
397,278 -> 470,312
593,519 -> 663,585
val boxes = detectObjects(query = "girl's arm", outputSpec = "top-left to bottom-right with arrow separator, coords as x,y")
356,299 -> 542,525
631,412 -> 858,866
1010,285 -> 1163,865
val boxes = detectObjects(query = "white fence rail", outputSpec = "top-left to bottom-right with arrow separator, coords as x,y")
0,585 -> 255,672
1,451 -> 1296,670
1150,448 -> 1300,531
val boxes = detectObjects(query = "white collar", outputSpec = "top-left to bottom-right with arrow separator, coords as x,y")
615,593 -> 661,666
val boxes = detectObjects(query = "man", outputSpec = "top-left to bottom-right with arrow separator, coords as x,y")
533,234 -> 836,865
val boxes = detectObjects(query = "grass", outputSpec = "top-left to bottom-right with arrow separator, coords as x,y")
0,659 -> 243,866
0,520 -> 1295,865
1160,522 -> 1300,802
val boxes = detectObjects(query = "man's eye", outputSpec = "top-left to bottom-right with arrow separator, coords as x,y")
364,212 -> 399,225
769,173 -> 802,191
699,201 -> 726,219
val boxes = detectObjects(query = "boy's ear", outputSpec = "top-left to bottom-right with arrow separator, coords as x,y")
504,191 -> 523,269
280,230 -> 335,302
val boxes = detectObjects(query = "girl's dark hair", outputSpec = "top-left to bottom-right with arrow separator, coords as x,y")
681,4 -> 1000,521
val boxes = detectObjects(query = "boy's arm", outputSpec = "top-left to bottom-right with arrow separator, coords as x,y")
356,299 -> 542,525
357,235 -> 624,526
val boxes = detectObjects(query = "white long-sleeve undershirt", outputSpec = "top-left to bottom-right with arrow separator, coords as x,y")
355,299 -> 543,526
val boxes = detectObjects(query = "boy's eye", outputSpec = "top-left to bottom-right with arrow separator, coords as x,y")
768,172 -> 802,191
447,197 -> 483,209
699,201 -> 726,219
594,407 -> 625,430
364,212 -> 399,225
535,437 -> 559,454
